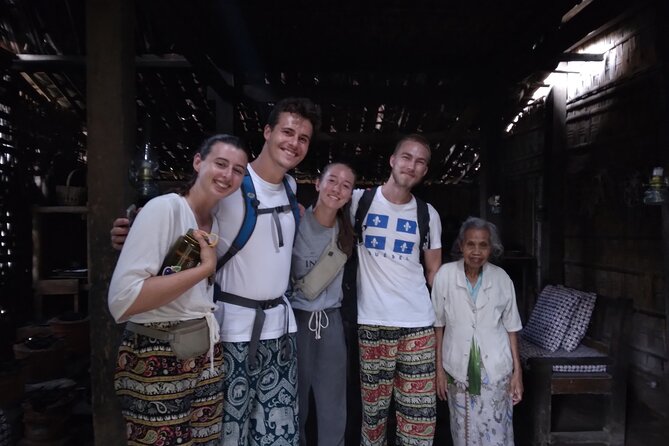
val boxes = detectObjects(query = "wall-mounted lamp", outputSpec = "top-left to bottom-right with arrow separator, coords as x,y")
643,167 -> 668,205
488,195 -> 502,214
129,142 -> 160,205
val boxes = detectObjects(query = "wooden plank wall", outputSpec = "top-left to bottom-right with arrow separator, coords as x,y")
503,4 -> 668,382
500,102 -> 547,315
562,7 -> 666,378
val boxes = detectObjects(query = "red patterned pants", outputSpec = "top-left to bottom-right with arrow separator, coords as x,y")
358,325 -> 436,446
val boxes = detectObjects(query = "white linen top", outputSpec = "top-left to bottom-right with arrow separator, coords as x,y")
108,193 -> 220,366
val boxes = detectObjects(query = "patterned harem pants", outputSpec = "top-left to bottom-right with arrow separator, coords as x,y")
114,328 -> 225,446
221,334 -> 299,446
358,325 -> 436,446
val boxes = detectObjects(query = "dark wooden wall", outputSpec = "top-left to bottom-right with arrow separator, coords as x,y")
502,4 -> 669,390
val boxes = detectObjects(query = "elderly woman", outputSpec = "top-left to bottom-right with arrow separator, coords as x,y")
432,216 -> 523,446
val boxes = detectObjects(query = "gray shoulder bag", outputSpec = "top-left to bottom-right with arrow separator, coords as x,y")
292,230 -> 348,301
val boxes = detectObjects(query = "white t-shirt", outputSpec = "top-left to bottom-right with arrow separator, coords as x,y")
351,187 -> 442,327
214,165 -> 298,342
108,193 -> 218,324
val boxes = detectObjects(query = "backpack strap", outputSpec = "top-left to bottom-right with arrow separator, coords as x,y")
213,173 -> 300,302
215,173 -> 258,271
354,186 -> 430,250
215,173 -> 300,272
354,187 -> 377,243
415,196 -> 430,250
282,175 -> 300,235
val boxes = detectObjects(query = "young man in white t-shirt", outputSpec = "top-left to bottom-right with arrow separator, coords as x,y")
350,134 -> 442,446
213,98 -> 320,446
111,98 -> 321,446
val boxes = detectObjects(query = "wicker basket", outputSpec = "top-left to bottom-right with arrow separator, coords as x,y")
55,170 -> 86,206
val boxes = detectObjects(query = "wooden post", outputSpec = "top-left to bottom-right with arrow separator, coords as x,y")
543,85 -> 566,285
478,100 -> 503,223
86,0 -> 135,443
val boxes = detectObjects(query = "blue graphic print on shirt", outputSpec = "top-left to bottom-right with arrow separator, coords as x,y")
396,218 -> 417,234
362,211 -> 420,256
364,235 -> 386,250
366,213 -> 389,229
393,239 -> 415,254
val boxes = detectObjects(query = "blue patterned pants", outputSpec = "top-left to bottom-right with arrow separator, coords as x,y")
221,334 -> 298,446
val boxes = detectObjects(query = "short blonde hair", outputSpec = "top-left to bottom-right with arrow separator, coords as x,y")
393,134 -> 431,162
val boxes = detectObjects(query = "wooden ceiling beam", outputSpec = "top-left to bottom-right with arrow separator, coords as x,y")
558,52 -> 604,62
315,127 -> 479,147
181,52 -> 241,104
43,72 -> 85,117
526,0 -> 628,69
11,54 -> 192,71
242,83 -> 460,108
11,54 -> 467,110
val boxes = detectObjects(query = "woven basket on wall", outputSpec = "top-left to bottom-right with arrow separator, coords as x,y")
55,170 -> 86,206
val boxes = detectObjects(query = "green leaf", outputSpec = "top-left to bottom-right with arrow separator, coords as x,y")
467,339 -> 481,396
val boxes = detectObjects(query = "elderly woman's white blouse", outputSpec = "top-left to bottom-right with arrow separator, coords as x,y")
432,259 -> 522,383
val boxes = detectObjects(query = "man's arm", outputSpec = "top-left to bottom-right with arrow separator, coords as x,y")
111,217 -> 131,250
423,248 -> 442,287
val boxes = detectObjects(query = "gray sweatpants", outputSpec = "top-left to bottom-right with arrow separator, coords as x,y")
294,308 -> 347,446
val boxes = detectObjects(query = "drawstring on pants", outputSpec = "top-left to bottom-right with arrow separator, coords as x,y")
308,310 -> 330,340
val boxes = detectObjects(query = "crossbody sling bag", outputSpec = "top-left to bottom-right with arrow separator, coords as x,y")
292,226 -> 348,301
125,318 -> 210,360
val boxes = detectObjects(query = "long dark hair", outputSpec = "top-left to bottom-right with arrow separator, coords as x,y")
318,162 -> 356,257
178,134 -> 248,196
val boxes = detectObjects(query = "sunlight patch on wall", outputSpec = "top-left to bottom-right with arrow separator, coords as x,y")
506,38 -> 611,133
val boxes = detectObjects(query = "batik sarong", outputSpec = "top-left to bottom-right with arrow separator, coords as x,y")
446,366 -> 514,446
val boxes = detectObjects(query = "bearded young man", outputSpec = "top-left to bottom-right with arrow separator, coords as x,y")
350,134 -> 442,446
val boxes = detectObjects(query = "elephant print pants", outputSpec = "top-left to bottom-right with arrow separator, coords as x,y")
221,334 -> 299,446
358,325 -> 436,446
114,327 -> 225,446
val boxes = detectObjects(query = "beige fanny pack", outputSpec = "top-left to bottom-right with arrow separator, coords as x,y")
292,231 -> 348,301
126,318 -> 209,360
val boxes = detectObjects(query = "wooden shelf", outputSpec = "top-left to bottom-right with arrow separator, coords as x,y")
32,207 -> 89,310
34,206 -> 88,214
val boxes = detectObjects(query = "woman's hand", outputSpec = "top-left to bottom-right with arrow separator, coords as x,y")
508,331 -> 523,405
509,369 -> 523,405
193,230 -> 217,276
436,366 -> 448,401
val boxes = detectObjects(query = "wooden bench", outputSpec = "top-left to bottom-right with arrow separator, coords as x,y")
521,294 -> 632,446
